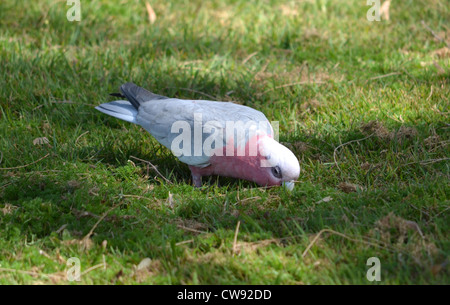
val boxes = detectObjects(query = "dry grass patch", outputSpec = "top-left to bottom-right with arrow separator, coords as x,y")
372,213 -> 440,265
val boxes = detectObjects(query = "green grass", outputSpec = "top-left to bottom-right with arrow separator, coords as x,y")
0,0 -> 449,284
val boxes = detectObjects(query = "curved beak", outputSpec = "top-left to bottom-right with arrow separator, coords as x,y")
282,180 -> 295,191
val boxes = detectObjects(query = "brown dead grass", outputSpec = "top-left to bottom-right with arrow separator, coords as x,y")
300,99 -> 322,112
338,182 -> 363,193
279,4 -> 299,17
432,47 -> 450,58
373,213 -> 439,265
254,64 -> 339,88
235,239 -> 280,255
360,120 -> 391,139
1,203 -> 18,215
360,121 -> 418,142
133,258 -> 163,283
61,237 -> 94,251
292,141 -> 312,153
424,132 -> 444,151
396,126 -> 418,140
175,218 -> 209,234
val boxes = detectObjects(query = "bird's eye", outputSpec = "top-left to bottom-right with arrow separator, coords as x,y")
271,166 -> 282,179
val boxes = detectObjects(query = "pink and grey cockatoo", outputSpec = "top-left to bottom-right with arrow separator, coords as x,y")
96,83 -> 300,189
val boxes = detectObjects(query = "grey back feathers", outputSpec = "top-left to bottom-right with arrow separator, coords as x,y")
95,83 -> 272,167
135,98 -> 271,167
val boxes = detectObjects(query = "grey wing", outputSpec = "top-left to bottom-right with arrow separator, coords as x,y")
136,99 -> 271,167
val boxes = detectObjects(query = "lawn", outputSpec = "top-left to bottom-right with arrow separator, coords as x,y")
0,0 -> 448,284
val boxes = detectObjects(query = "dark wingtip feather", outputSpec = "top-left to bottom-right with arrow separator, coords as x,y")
120,83 -> 141,110
109,92 -> 126,98
119,83 -> 169,110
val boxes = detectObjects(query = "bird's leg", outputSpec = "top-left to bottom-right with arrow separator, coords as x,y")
191,173 -> 202,187
189,166 -> 203,187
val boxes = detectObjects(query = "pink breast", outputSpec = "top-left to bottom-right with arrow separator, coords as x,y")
190,134 -> 278,186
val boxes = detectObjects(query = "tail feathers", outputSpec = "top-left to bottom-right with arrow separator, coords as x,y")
95,100 -> 138,124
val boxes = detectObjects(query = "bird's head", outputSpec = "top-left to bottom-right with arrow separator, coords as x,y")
255,137 -> 300,190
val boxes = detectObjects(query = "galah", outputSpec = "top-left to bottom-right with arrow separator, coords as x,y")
95,83 -> 300,190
